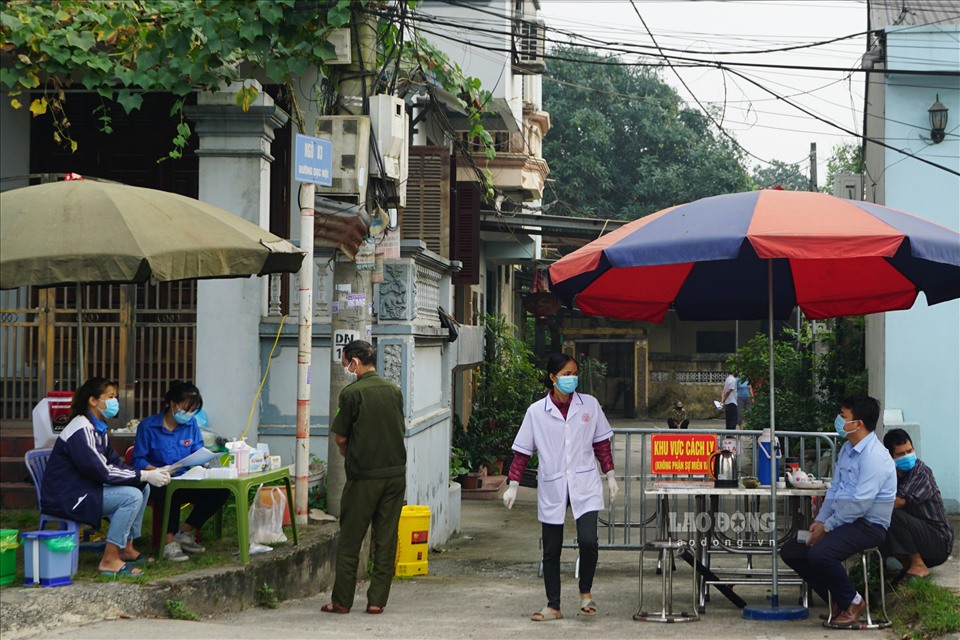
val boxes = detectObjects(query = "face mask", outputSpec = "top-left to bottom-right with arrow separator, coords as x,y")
174,409 -> 195,425
555,375 -> 578,394
101,398 -> 120,419
343,360 -> 357,382
834,414 -> 857,436
894,453 -> 917,472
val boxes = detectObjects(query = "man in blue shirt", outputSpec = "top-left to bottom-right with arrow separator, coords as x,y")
780,395 -> 896,627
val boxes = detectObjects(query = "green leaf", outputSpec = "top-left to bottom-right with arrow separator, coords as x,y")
115,90 -> 143,113
65,29 -> 97,51
0,12 -> 23,31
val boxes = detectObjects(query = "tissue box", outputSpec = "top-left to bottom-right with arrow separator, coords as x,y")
269,455 -> 282,470
248,451 -> 267,473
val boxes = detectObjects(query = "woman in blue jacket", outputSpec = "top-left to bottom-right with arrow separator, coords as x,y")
40,377 -> 171,576
132,381 -> 228,562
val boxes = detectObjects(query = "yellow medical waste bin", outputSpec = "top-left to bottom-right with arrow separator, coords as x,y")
395,505 -> 430,576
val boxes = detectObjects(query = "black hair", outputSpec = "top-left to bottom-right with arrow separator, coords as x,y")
883,428 -> 912,455
343,340 -> 376,365
538,352 -> 578,391
164,381 -> 203,412
841,394 -> 881,432
70,377 -> 118,419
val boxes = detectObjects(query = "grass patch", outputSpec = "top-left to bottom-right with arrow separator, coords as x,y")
891,578 -> 960,640
165,599 -> 200,621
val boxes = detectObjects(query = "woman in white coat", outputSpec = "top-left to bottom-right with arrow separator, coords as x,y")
503,353 -> 619,621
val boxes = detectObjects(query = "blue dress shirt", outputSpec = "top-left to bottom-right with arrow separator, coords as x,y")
817,431 -> 896,531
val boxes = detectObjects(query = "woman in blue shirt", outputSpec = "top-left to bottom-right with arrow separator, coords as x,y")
132,381 -> 228,562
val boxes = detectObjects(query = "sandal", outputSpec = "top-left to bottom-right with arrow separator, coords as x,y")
125,553 -> 154,564
321,602 -> 351,614
531,606 -> 563,621
579,598 -> 597,617
99,562 -> 142,578
366,605 -> 384,615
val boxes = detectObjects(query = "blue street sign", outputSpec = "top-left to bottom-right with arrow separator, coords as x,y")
294,134 -> 333,186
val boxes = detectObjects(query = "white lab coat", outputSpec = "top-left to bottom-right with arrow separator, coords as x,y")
512,392 -> 613,524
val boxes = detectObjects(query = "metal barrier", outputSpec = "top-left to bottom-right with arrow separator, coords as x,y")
561,428 -> 841,581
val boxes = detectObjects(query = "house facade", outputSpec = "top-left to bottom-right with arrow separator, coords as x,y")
862,4 -> 959,511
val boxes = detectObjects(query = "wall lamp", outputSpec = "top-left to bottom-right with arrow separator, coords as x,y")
928,94 -> 948,144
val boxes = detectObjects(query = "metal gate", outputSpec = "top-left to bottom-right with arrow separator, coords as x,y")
0,281 -> 196,426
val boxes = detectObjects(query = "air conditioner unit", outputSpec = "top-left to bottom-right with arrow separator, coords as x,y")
513,17 -> 545,75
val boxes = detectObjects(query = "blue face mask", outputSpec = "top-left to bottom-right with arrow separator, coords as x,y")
556,375 -> 578,394
834,414 -> 852,436
174,409 -> 196,425
101,398 -> 120,419
894,453 -> 917,472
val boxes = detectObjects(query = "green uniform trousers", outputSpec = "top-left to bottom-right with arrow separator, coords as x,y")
331,474 -> 406,609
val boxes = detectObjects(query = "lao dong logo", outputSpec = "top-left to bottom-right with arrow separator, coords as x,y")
667,511 -> 777,548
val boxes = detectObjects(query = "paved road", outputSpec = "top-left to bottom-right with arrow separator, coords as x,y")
24,490 -> 905,640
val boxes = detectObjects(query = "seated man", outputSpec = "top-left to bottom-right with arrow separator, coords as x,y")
667,400 -> 689,429
780,395 -> 896,627
880,428 -> 954,583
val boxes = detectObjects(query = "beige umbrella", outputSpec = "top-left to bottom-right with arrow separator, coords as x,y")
0,179 -> 305,289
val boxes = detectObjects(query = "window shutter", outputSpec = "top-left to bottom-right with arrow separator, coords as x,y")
452,181 -> 481,285
401,147 -> 450,256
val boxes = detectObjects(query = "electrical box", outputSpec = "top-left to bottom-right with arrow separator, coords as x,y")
833,173 -> 863,200
313,116 -> 371,200
326,28 -> 352,65
369,94 -> 409,207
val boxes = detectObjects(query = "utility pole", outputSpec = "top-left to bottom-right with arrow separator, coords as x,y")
326,6 -> 377,517
809,142 -> 818,192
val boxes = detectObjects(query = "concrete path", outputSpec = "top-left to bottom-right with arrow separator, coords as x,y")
21,487 -> 958,640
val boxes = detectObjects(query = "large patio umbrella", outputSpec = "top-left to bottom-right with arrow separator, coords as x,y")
0,179 -> 305,289
548,188 -> 960,619
0,178 -> 306,377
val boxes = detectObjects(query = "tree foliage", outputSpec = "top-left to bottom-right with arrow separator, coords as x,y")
542,47 -> 751,220
751,159 -> 809,191
822,141 -> 864,196
0,0 -> 496,167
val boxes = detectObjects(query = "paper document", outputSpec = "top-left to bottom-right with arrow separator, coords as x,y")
174,466 -> 207,480
167,447 -> 218,472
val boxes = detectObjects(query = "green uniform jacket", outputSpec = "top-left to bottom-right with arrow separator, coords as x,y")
331,370 -> 407,480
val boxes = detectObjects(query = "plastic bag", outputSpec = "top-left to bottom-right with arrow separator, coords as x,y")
42,535 -> 77,552
0,533 -> 18,552
248,485 -> 288,545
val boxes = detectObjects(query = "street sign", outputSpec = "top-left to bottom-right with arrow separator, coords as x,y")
294,134 -> 333,186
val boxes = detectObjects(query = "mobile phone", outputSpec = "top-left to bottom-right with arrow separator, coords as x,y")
797,530 -> 812,543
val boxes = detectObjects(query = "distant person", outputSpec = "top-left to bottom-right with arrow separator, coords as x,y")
322,340 -> 407,616
736,376 -> 754,427
880,429 -> 954,584
502,353 -> 618,621
40,377 -> 170,577
667,400 -> 689,429
721,370 -> 738,430
780,395 -> 896,627
132,381 -> 229,562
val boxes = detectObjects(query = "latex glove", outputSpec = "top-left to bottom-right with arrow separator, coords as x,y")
502,481 -> 520,509
141,468 -> 171,487
606,470 -> 619,504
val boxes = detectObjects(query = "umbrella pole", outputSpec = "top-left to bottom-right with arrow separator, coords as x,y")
742,260 -> 806,620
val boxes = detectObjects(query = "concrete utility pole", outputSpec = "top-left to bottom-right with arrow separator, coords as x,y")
809,142 -> 818,192
326,6 -> 377,516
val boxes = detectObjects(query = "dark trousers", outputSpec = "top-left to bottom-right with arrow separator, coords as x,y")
724,403 -> 738,430
667,418 -> 689,429
331,475 -> 406,609
541,510 -> 599,611
780,519 -> 886,610
150,485 -> 230,534
880,509 -> 951,569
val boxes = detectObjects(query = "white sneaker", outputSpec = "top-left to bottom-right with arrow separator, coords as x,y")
174,531 -> 205,554
163,541 -> 189,562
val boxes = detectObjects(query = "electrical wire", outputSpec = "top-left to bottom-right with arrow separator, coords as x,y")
242,314 -> 287,441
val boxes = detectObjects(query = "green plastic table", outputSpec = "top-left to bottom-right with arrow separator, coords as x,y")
159,466 -> 299,565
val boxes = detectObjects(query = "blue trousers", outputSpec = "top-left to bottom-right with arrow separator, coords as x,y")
780,519 -> 886,610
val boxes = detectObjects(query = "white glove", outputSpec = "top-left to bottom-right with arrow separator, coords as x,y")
141,468 -> 171,487
606,470 -> 619,504
502,481 -> 520,509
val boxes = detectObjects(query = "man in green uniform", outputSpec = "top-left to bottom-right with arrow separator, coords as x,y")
321,340 -> 407,615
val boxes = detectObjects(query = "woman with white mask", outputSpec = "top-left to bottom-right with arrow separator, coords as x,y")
502,353 -> 618,621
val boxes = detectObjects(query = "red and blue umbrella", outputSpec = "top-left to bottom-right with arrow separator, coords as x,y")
549,189 -> 960,323
547,188 -> 959,619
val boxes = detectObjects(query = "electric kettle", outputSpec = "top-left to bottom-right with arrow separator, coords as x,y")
709,449 -> 739,488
